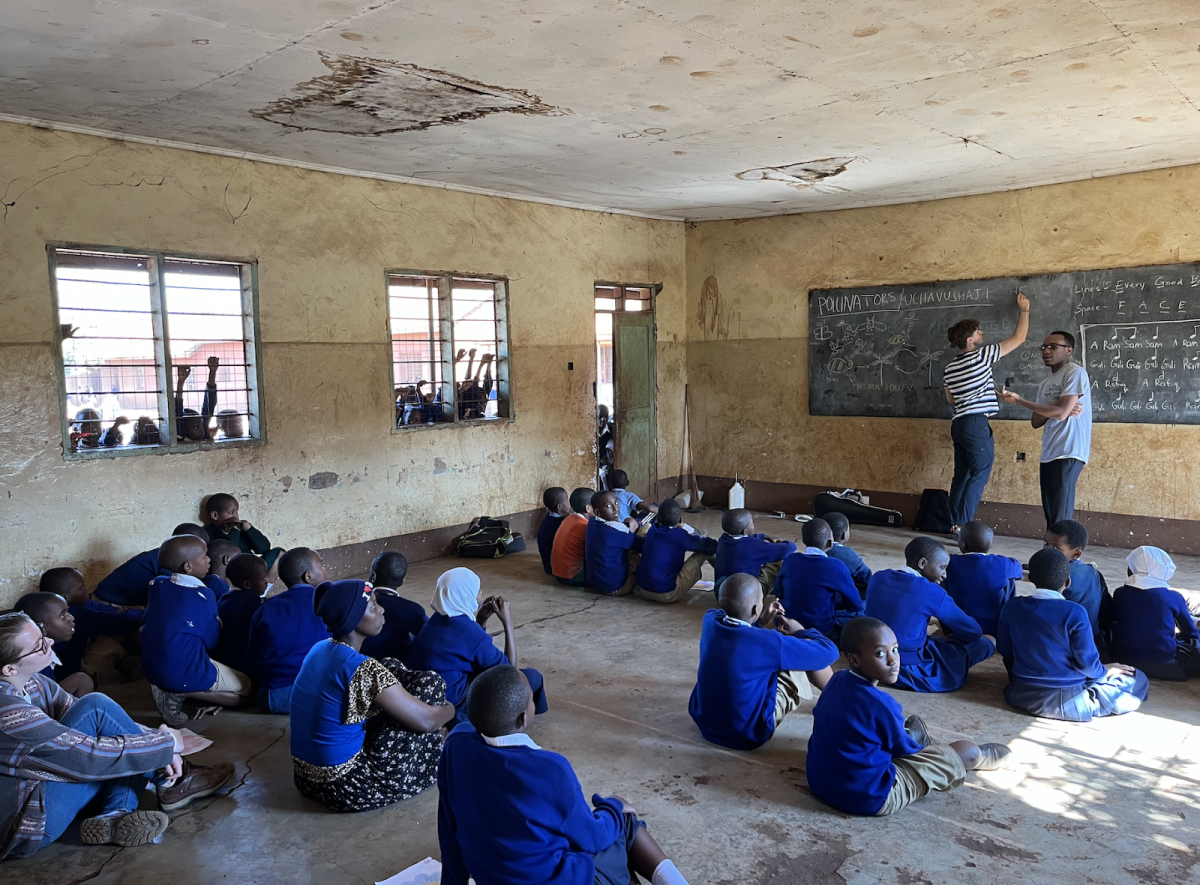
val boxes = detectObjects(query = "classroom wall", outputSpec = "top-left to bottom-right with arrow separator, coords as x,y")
685,165 -> 1200,541
0,121 -> 687,605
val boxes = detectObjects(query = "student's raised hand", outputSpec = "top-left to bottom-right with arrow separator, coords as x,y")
176,364 -> 191,384
207,356 -> 220,371
1016,292 -> 1030,312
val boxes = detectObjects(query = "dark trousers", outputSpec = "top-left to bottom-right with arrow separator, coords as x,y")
948,414 -> 994,526
1040,458 -> 1085,527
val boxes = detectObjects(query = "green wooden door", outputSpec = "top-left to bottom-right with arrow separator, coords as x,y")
612,310 -> 657,501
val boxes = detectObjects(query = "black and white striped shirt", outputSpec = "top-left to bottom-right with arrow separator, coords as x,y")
943,343 -> 1000,419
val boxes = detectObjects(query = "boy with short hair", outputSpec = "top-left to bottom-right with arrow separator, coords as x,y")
823,512 -> 872,595
688,573 -> 838,750
807,617 -> 1009,816
609,469 -> 659,522
537,487 -> 571,576
865,537 -> 994,692
633,499 -> 717,604
38,567 -> 143,684
206,539 -> 241,585
203,492 -> 284,577
551,487 -> 594,587
438,666 -> 691,885
1044,519 -> 1111,652
714,509 -> 796,594
142,535 -> 253,726
585,491 -> 646,595
360,551 -> 428,665
997,548 -> 1149,719
246,547 -> 332,713
13,593 -> 95,697
944,521 -> 1023,636
212,553 -> 268,678
94,523 -> 207,607
775,518 -> 864,642
1108,546 -> 1200,680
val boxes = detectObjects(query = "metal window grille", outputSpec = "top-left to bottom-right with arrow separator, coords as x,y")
388,272 -> 511,429
50,246 -> 263,458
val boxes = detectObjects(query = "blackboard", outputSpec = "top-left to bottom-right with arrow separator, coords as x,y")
808,262 -> 1200,424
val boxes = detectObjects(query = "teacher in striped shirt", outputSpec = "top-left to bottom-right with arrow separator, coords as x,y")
941,294 -> 1030,534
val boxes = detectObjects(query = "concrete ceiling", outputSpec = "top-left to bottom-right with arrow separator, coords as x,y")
4,1 -> 1200,220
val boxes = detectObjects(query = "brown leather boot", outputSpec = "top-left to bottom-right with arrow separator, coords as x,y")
157,760 -> 236,812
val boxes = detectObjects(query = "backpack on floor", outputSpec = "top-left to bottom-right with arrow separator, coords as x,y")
456,516 -> 526,559
813,490 -> 903,528
912,489 -> 953,534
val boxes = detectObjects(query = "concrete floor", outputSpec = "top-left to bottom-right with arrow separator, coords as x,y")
10,515 -> 1200,885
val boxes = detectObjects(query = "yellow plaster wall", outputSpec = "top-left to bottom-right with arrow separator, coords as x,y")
685,166 -> 1200,522
0,122 -> 686,604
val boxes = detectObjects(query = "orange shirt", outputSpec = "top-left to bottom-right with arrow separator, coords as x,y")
551,513 -> 589,579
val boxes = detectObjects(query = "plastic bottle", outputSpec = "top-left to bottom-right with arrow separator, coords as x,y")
728,475 -> 745,510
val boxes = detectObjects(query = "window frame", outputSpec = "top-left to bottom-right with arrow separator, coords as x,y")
48,243 -> 266,460
387,269 -> 514,433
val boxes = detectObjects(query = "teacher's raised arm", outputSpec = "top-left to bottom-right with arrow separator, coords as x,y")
940,293 -> 1031,536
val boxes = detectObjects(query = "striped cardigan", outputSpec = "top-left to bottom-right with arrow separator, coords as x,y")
1,676 -> 175,859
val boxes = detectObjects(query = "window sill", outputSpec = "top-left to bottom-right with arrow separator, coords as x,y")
391,416 -> 515,435
62,437 -> 266,461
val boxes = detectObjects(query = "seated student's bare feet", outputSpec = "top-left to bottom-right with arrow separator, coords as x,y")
971,743 -> 1012,771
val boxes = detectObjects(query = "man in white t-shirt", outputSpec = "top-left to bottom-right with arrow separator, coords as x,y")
1001,331 -> 1091,527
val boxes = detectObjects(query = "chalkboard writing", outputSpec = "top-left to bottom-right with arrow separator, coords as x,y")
808,262 -> 1200,424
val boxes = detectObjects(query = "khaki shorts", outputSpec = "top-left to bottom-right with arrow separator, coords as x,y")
875,743 -> 967,816
209,659 -> 253,696
773,670 -> 814,724
633,550 -> 712,604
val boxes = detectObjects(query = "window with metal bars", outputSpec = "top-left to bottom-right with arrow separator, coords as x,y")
50,246 -> 263,457
388,272 -> 511,428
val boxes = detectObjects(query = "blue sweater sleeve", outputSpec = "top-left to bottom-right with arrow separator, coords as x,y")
437,761 -> 470,885
832,563 -> 865,613
878,700 -> 925,758
1169,591 -> 1198,641
779,629 -> 839,671
472,630 -> 507,669
934,591 -> 983,641
1068,608 -> 1105,681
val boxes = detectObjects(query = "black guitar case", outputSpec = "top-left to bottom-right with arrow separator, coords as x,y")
813,491 -> 904,528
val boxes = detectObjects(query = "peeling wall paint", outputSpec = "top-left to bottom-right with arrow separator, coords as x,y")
0,122 -> 686,604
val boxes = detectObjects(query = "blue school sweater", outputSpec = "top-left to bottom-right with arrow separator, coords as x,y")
537,513 -> 567,575
866,569 -> 983,654
141,574 -> 222,692
407,613 -> 506,707
807,669 -> 925,816
776,551 -> 864,635
584,520 -> 643,594
290,640 -> 371,767
94,549 -> 159,606
944,553 -> 1022,636
688,609 -> 839,750
714,534 -> 796,582
829,543 -> 872,593
53,601 -> 143,678
1110,585 -> 1198,665
213,590 -> 262,676
635,524 -> 710,594
359,587 -> 429,665
1064,560 -> 1106,640
438,722 -> 626,885
996,594 -> 1104,688
247,584 -> 331,690
612,489 -> 642,521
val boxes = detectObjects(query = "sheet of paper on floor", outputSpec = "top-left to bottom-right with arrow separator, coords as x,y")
376,856 -> 474,885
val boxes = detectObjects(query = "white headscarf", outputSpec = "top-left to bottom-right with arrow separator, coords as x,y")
1125,546 -> 1176,590
432,567 -> 481,617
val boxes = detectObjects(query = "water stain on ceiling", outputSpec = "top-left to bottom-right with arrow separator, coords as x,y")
252,52 -> 567,136
736,157 -> 864,191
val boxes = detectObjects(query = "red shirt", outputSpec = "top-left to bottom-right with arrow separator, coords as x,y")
551,513 -> 589,579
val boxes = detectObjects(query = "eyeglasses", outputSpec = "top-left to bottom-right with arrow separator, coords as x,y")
1040,343 -> 1071,350
11,631 -> 50,663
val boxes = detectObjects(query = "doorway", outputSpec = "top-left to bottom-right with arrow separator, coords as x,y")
594,283 -> 658,500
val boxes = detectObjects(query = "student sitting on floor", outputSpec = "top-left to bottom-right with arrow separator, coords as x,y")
633,499 -> 717,604
688,573 -> 837,751
142,535 -> 253,727
775,517 -> 864,643
609,469 -> 659,522
408,568 -> 547,718
13,593 -> 95,698
823,512 -> 872,596
997,548 -> 1148,720
551,487 -> 594,587
205,539 -> 242,585
807,616 -> 1010,816
585,491 -> 647,595
1044,519 -> 1111,655
212,553 -> 268,680
360,551 -> 428,665
1107,546 -> 1200,681
438,665 -> 691,885
0,612 -> 234,859
865,536 -> 994,693
203,492 -> 284,580
36,568 -> 143,686
537,487 -> 572,576
246,547 -> 332,713
93,523 -> 207,607
944,521 -> 1023,636
290,580 -> 455,813
714,509 -> 796,595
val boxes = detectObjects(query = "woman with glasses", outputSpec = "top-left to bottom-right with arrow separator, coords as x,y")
0,612 -> 229,859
